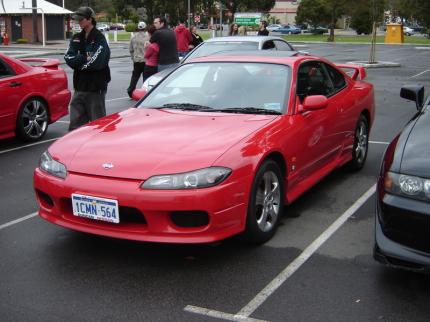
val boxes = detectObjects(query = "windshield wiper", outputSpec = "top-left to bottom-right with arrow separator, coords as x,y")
204,107 -> 282,115
153,103 -> 213,111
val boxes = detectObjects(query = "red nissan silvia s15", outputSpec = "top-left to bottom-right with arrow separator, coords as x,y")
34,52 -> 374,244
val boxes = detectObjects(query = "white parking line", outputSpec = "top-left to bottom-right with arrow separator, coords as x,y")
369,140 -> 389,145
0,137 -> 60,155
409,68 -> 430,79
0,212 -> 38,230
185,184 -> 376,321
184,306 -> 268,322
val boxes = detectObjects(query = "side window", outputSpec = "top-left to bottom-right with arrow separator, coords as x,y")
273,40 -> 293,51
262,40 -> 276,50
324,63 -> 347,92
0,60 -> 13,78
296,62 -> 335,101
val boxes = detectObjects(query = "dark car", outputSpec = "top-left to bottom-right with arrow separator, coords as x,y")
374,85 -> 430,273
109,23 -> 125,31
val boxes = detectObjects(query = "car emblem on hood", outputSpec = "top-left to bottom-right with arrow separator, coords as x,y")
102,163 -> 114,170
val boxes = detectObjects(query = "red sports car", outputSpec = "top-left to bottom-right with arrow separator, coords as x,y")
0,53 -> 70,141
34,52 -> 374,244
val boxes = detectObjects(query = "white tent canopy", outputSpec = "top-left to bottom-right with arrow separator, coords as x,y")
0,0 -> 72,15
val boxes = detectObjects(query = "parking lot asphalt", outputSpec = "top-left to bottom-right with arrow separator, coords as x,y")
1,43 -> 430,322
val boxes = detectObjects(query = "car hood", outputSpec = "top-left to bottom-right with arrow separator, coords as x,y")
49,108 -> 278,179
399,110 -> 430,178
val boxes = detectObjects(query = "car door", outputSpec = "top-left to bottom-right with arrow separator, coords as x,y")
323,62 -> 354,148
289,61 -> 340,182
0,58 -> 22,138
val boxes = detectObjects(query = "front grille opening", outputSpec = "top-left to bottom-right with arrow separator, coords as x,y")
120,206 -> 146,224
36,189 -> 54,208
170,211 -> 209,228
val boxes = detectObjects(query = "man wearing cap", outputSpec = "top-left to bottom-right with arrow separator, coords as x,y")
64,6 -> 111,131
127,21 -> 149,98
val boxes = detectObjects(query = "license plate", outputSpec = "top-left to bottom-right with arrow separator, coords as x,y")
72,193 -> 119,224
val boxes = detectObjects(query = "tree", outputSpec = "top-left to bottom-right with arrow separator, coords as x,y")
296,0 -> 330,28
347,0 -> 386,35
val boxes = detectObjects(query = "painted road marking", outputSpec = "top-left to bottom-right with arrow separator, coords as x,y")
0,138 -> 60,155
0,212 -> 38,230
184,306 -> 267,322
409,68 -> 430,79
185,184 -> 376,321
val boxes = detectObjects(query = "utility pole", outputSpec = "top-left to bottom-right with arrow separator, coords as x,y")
32,0 -> 38,42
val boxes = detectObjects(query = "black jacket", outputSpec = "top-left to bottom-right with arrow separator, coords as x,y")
257,29 -> 269,36
150,27 -> 179,65
64,27 -> 111,92
190,33 -> 203,48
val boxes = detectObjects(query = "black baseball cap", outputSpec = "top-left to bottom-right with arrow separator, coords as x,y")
72,7 -> 95,21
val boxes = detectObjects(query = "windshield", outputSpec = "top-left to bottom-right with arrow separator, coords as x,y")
138,62 -> 290,114
184,42 -> 259,62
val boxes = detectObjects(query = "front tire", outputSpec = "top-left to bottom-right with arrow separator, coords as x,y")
16,98 -> 49,142
348,114 -> 369,171
243,160 -> 284,244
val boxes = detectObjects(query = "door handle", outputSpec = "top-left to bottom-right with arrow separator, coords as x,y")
9,81 -> 22,87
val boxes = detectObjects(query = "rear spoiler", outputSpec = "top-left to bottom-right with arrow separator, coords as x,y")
335,63 -> 367,81
19,58 -> 61,69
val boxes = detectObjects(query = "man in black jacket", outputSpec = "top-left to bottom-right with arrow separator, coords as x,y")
64,7 -> 111,131
150,16 -> 179,72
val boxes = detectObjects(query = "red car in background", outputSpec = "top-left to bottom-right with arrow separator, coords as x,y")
34,52 -> 374,244
0,53 -> 70,141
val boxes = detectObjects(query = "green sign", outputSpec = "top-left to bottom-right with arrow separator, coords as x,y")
234,13 -> 262,26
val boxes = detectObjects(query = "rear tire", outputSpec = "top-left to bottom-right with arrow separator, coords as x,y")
347,114 -> 369,171
243,160 -> 284,244
16,97 -> 49,142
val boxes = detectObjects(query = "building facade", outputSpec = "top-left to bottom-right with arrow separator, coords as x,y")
269,0 -> 300,25
0,0 -> 72,42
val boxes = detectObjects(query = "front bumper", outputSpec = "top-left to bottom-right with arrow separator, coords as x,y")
374,192 -> 430,272
34,168 -> 251,243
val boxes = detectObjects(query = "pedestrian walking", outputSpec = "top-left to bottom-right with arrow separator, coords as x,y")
150,16 -> 179,72
64,6 -> 111,131
258,21 -> 269,36
143,25 -> 159,83
189,25 -> 203,50
175,19 -> 192,58
127,21 -> 149,98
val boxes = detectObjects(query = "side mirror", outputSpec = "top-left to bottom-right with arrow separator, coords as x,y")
400,85 -> 425,110
132,88 -> 147,101
301,95 -> 328,112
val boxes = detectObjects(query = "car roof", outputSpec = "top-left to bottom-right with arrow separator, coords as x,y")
205,36 -> 289,44
188,50 -> 319,65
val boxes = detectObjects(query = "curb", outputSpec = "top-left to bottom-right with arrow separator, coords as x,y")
348,61 -> 401,68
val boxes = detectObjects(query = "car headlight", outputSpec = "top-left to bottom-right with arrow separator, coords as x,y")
39,151 -> 67,179
141,167 -> 231,190
384,171 -> 430,201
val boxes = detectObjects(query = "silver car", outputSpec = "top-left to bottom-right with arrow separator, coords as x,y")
137,36 -> 297,96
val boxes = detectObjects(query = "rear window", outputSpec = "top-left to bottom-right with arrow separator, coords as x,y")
185,42 -> 259,62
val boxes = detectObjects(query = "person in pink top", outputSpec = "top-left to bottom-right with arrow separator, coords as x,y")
175,19 -> 192,58
143,25 -> 159,82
